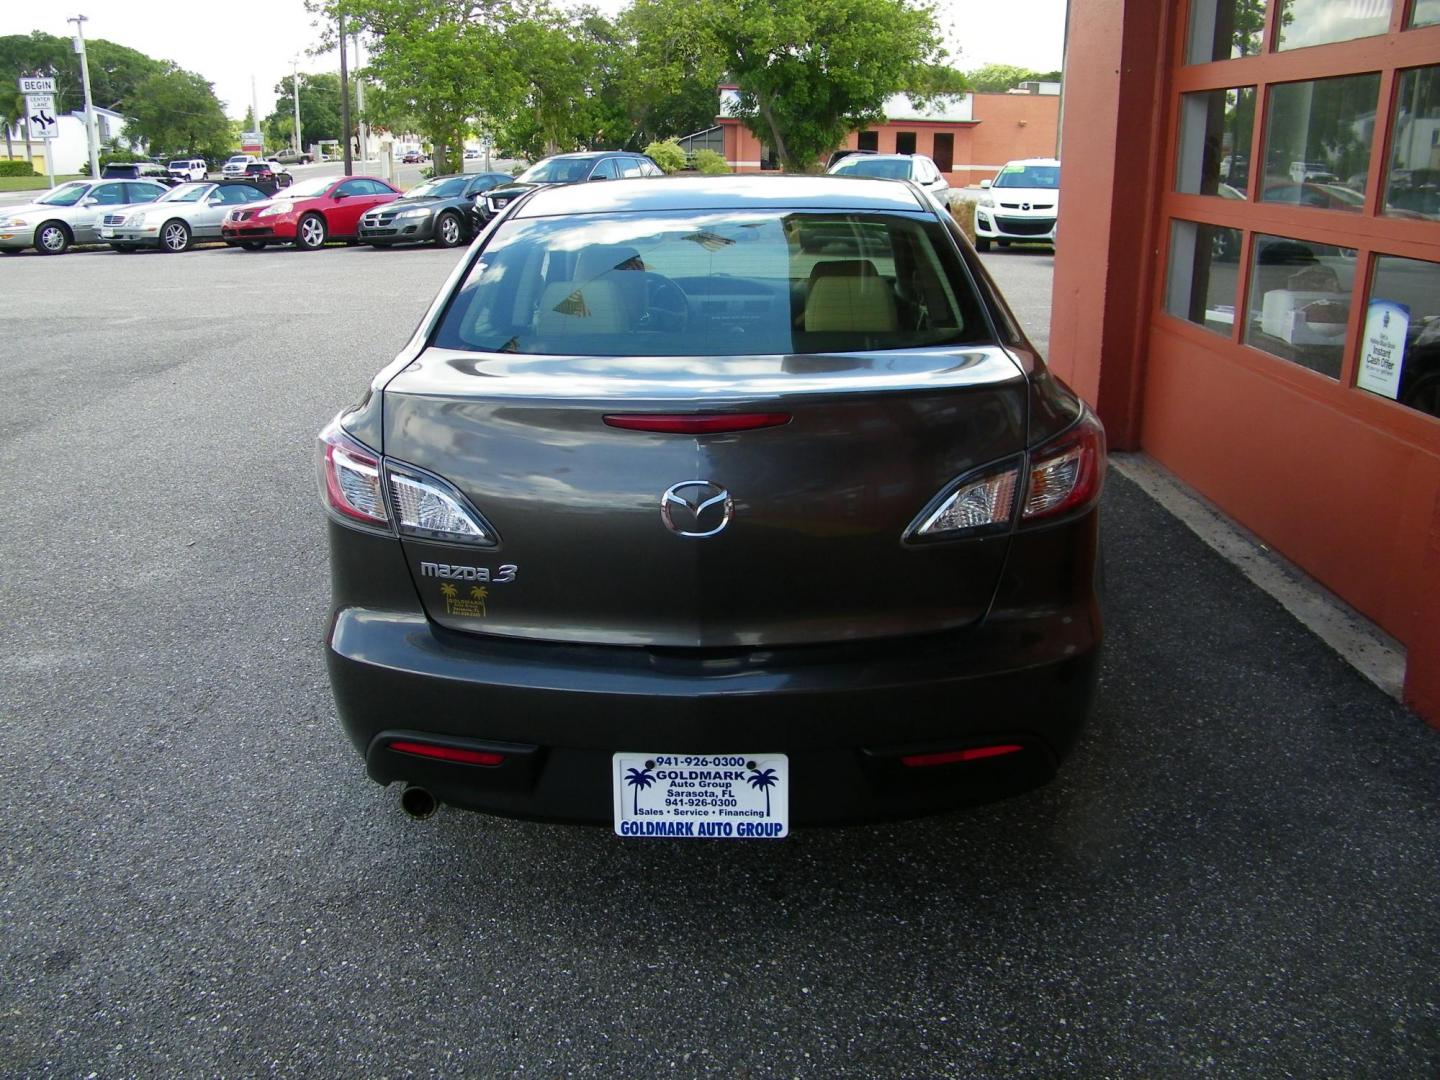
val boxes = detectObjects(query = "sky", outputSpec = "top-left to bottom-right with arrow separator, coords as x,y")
2,0 -> 1067,122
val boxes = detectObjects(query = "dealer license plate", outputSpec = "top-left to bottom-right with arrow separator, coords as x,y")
100,228 -> 115,238
613,753 -> 789,839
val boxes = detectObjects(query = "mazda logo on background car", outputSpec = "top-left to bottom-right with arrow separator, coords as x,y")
660,481 -> 732,538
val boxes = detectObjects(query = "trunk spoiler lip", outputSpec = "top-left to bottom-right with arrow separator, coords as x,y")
380,344 -> 1027,402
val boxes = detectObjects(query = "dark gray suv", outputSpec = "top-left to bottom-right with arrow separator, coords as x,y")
320,176 -> 1104,836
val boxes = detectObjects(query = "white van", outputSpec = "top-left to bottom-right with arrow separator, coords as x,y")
168,158 -> 208,182
974,158 -> 1060,251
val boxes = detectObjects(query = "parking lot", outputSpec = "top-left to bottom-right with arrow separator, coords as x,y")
1,241 -> 1437,1076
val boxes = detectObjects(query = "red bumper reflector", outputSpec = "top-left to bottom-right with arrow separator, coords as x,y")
603,413 -> 791,434
388,740 -> 504,767
899,744 -> 1025,767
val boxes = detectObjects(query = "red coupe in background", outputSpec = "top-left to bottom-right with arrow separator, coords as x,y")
222,175 -> 401,250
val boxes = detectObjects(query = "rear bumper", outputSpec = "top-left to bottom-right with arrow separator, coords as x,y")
325,512 -> 1102,826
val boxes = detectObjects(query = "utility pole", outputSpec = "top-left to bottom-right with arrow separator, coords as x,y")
353,33 -> 367,166
251,74 -> 261,152
291,57 -> 302,154
67,14 -> 99,180
338,13 -> 352,174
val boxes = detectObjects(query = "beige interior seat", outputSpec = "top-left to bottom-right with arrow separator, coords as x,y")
535,279 -> 630,337
804,259 -> 898,332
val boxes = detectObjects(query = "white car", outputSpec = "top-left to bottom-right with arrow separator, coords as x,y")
825,152 -> 950,205
222,154 -> 258,178
974,158 -> 1060,251
168,158 -> 208,182
0,178 -> 170,254
99,180 -> 273,253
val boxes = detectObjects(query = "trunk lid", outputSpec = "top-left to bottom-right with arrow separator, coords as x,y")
382,347 -> 1027,648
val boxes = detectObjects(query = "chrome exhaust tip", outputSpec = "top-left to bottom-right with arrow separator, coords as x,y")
400,785 -> 438,820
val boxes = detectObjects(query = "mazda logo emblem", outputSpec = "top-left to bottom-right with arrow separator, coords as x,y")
660,481 -> 732,538
1022,202 -> 1031,211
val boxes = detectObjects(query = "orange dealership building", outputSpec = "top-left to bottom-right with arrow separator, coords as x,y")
1050,0 -> 1440,721
714,88 -> 1060,184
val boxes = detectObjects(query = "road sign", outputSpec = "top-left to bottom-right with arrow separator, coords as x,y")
25,94 -> 58,141
18,76 -> 55,94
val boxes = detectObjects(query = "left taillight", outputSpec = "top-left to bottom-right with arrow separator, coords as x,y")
319,418 -> 389,528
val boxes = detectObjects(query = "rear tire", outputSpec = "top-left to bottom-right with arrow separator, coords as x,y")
434,210 -> 464,248
295,213 -> 327,250
160,219 -> 192,253
975,238 -> 990,252
35,221 -> 70,255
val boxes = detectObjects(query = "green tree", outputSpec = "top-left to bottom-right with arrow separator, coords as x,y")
0,32 -> 165,117
610,0 -> 729,147
125,69 -> 232,160
964,63 -> 1038,93
644,137 -> 685,172
310,0 -> 520,175
692,148 -> 729,174
264,72 -> 354,147
494,9 -> 612,159
672,0 -> 965,172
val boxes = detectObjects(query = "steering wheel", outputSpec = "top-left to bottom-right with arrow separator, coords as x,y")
640,274 -> 688,333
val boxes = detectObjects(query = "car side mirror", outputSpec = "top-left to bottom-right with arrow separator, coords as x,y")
82,197 -> 100,206
333,190 -> 349,200
980,179 -> 992,189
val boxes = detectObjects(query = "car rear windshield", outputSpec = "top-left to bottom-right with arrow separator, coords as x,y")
831,158 -> 912,180
517,158 -> 596,183
433,210 -> 990,357
993,164 -> 1059,189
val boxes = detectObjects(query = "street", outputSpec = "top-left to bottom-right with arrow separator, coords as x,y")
1,242 -> 1437,1076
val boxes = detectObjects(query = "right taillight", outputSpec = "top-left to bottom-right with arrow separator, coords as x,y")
1020,408 -> 1106,523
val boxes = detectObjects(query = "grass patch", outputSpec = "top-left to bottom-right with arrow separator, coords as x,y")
0,174 -> 82,192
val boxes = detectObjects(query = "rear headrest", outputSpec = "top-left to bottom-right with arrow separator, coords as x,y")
809,258 -> 880,282
575,245 -> 645,281
535,279 -> 630,336
803,261 -> 897,333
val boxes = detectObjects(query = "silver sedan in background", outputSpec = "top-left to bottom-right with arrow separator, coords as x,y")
100,181 -> 273,253
0,179 -> 170,255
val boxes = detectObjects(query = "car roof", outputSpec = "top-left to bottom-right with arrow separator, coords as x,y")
1002,158 -> 1061,166
515,175 -> 929,218
544,151 -> 632,161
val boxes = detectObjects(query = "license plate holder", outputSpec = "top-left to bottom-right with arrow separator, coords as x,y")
612,753 -> 789,839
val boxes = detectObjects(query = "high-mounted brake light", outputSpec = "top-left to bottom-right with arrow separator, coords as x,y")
1021,408 -> 1106,522
603,413 -> 791,434
319,419 -> 389,527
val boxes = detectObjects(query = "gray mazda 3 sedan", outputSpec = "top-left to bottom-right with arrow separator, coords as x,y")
320,175 -> 1104,836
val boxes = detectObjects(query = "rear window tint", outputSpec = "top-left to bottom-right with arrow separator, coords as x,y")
433,210 -> 990,356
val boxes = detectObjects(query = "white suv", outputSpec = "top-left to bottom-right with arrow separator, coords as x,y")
974,158 -> 1060,251
168,158 -> 207,182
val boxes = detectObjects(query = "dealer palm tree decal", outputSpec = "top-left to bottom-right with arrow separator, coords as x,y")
440,583 -> 457,600
748,767 -> 779,817
469,585 -> 488,615
625,766 -> 654,814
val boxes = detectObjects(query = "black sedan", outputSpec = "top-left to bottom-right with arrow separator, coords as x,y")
472,151 -> 663,229
358,172 -> 510,248
319,176 -> 1104,835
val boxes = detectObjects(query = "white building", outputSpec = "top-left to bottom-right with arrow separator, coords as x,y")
1,107 -> 129,176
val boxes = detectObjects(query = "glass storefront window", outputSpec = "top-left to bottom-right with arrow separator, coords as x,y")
1276,0 -> 1393,50
1357,255 -> 1440,419
1166,220 -> 1243,334
1412,0 -> 1440,27
1384,66 -> 1440,221
1260,75 -> 1380,207
1244,233 -> 1357,378
1177,87 -> 1256,195
1185,0 -> 1267,62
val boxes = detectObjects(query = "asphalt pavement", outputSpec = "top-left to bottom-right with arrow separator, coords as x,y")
0,240 -> 1436,1076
